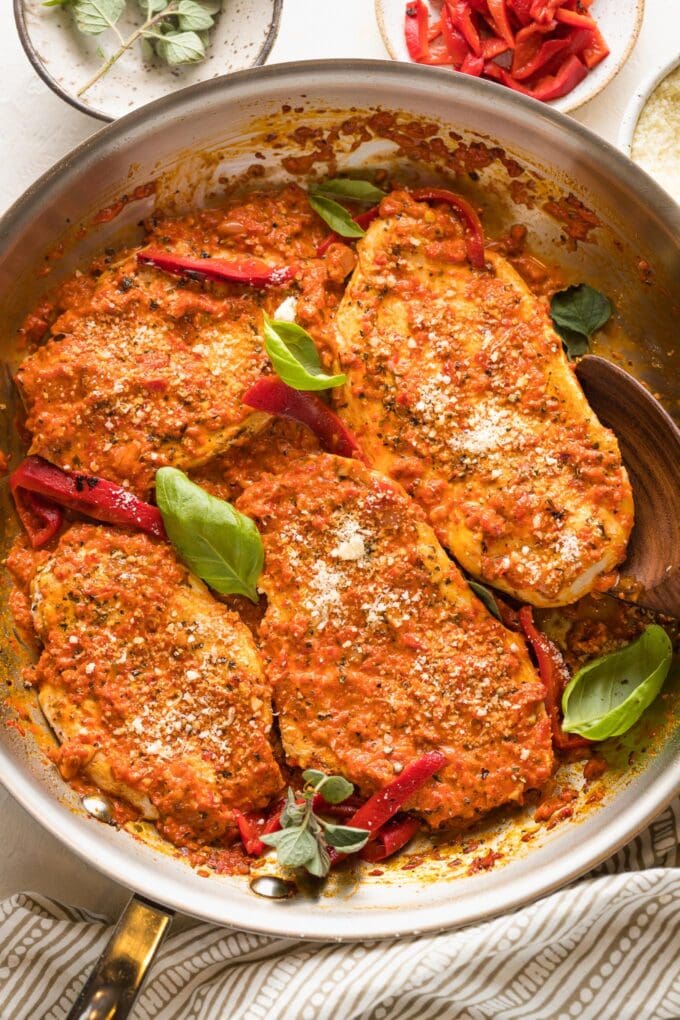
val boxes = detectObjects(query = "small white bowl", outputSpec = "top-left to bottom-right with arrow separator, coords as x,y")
14,0 -> 283,122
618,52 -> 680,155
375,0 -> 644,114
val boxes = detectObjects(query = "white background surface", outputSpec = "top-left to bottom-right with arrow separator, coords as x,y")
0,0 -> 678,921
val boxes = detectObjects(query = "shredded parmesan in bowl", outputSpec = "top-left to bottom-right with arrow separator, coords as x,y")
631,64 -> 680,205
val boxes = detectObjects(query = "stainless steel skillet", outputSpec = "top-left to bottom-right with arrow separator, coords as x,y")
0,58 -> 678,1015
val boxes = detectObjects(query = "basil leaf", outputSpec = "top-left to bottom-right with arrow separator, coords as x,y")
312,179 -> 386,204
156,30 -> 206,64
468,581 -> 502,622
550,284 -> 613,360
321,822 -> 370,853
562,624 -> 673,740
308,195 -> 366,239
177,0 -> 214,30
71,0 -> 125,34
155,467 -> 263,602
261,827 -> 318,868
264,316 -> 346,392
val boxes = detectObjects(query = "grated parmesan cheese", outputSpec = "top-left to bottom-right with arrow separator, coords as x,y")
632,65 -> 680,204
330,516 -> 369,561
273,296 -> 298,322
303,561 -> 348,626
556,531 -> 580,563
450,405 -> 512,456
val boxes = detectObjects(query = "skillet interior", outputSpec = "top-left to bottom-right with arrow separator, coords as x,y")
0,60 -> 678,940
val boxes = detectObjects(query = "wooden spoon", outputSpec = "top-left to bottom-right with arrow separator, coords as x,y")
575,354 -> 680,618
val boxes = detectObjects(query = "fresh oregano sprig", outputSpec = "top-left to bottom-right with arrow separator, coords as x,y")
261,770 -> 369,877
43,0 -> 222,97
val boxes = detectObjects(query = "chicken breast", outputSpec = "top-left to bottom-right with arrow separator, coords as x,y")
333,191 -> 634,607
15,183 -> 348,497
237,453 -> 553,829
29,524 -> 283,849
190,417 -> 320,505
16,257 -> 270,496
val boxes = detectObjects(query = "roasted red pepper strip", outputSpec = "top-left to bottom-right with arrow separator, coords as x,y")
359,815 -> 420,862
312,793 -> 363,819
137,248 -> 298,288
447,1 -> 482,54
233,809 -> 266,856
11,488 -> 64,548
326,751 -> 445,867
233,801 -> 284,856
428,17 -> 443,42
554,7 -> 596,30
487,0 -> 515,47
530,0 -> 562,23
581,25 -> 609,69
484,61 -> 532,93
460,52 -> 485,75
488,53 -> 587,101
242,378 -> 363,460
10,456 -> 166,541
530,54 -> 587,101
410,187 -> 486,268
347,751 -> 447,839
518,606 -> 589,752
482,35 -> 512,60
316,206 -> 380,257
404,0 -> 430,61
440,6 -> 469,64
420,41 -> 460,65
507,0 -> 534,24
512,35 -> 570,80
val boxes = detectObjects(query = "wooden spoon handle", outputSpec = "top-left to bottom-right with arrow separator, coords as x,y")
576,355 -> 680,619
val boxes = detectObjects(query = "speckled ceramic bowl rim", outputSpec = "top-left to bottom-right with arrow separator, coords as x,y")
374,0 -> 645,114
13,0 -> 284,123
618,50 -> 680,154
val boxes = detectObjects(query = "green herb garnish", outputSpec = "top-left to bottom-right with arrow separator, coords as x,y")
263,314 -> 346,392
468,580 -> 503,622
44,0 -> 222,97
261,770 -> 369,877
308,194 -> 367,239
562,624 -> 672,740
155,467 -> 263,603
550,284 -> 613,360
311,179 -> 386,204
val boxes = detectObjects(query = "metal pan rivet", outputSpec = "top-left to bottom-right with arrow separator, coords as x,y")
81,794 -> 114,823
249,875 -> 297,900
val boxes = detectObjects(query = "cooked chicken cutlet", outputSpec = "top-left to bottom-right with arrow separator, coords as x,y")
16,261 -> 270,495
16,183 -> 350,495
28,524 -> 283,848
190,417 -> 320,504
238,454 -> 553,829
334,192 -> 634,607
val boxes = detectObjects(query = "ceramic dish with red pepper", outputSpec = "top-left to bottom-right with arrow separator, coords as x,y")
376,0 -> 644,112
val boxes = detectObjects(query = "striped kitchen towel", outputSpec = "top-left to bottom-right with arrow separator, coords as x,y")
1,797 -> 679,1020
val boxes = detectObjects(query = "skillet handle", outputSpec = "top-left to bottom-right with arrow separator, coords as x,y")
67,894 -> 173,1020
